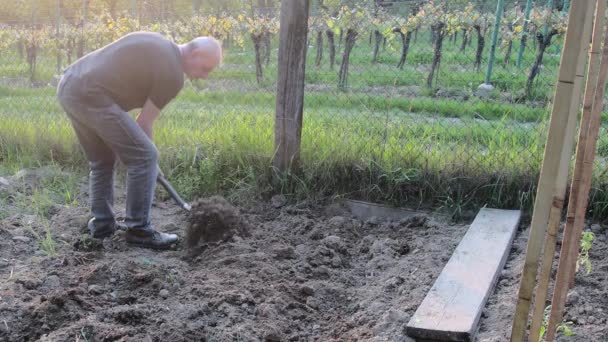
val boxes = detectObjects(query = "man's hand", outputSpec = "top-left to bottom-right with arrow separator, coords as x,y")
136,99 -> 161,140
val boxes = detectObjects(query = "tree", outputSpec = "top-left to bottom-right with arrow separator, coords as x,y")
466,7 -> 492,72
500,7 -> 523,66
416,1 -> 460,89
241,12 -> 279,85
525,7 -> 566,98
369,7 -> 393,63
317,0 -> 341,69
309,12 -> 327,67
331,4 -> 370,90
15,26 -> 50,83
391,7 -> 420,69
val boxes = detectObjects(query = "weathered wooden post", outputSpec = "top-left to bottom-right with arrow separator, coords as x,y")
273,0 -> 310,174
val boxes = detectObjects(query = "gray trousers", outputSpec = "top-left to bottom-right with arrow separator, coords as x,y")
57,72 -> 158,231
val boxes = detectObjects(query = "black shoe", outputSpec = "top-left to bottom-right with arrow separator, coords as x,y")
88,218 -> 116,239
125,229 -> 178,250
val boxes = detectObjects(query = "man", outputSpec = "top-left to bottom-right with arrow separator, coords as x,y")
57,32 -> 222,249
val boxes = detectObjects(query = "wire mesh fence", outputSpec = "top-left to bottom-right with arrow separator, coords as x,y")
2,0 -> 608,218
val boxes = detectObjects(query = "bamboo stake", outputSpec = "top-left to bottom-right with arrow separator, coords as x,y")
546,7 -> 608,341
528,2 -> 602,339
509,2 -> 595,341
568,1 -> 607,293
527,205 -> 563,342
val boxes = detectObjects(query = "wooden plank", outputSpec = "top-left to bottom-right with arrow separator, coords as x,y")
406,208 -> 521,342
273,0 -> 309,173
509,2 -> 595,340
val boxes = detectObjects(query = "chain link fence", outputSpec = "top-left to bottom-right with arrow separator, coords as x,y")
1,1 -> 608,218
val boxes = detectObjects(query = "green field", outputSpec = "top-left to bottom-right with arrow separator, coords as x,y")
3,30 -> 608,220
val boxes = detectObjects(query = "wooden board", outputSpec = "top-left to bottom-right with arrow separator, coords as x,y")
406,208 -> 521,342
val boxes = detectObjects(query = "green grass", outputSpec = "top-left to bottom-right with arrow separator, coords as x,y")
3,164 -> 82,256
0,84 -> 559,218
2,30 -> 608,220
3,84 -> 608,219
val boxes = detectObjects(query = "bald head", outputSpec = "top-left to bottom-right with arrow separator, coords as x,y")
179,37 -> 222,80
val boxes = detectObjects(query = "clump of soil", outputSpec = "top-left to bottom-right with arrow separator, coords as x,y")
185,196 -> 250,247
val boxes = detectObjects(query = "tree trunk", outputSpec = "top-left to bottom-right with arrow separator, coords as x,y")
504,39 -> 513,66
504,24 -> 514,66
26,42 -> 37,83
263,31 -> 271,66
474,25 -> 485,71
251,33 -> 264,85
460,29 -> 468,53
414,28 -> 418,43
427,23 -> 445,89
315,30 -> 323,66
395,28 -> 412,69
526,29 -> 558,98
372,30 -> 382,63
16,40 -> 24,59
338,29 -> 358,90
326,30 -> 336,70
77,36 -> 85,58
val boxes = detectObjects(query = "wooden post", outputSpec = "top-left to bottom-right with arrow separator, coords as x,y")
273,0 -> 310,174
528,2 -> 600,339
509,1 -> 594,341
546,5 -> 608,341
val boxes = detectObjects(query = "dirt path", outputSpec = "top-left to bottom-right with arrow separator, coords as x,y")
0,168 -> 606,341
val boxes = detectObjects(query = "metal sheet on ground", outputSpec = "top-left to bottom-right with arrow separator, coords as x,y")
345,199 -> 419,221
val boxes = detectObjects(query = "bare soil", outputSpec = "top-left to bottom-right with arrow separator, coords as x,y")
0,168 -> 606,341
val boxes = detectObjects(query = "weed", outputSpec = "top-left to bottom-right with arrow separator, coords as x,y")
539,305 -> 576,341
165,272 -> 177,284
577,231 -> 595,275
24,220 -> 57,256
39,223 -> 57,256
